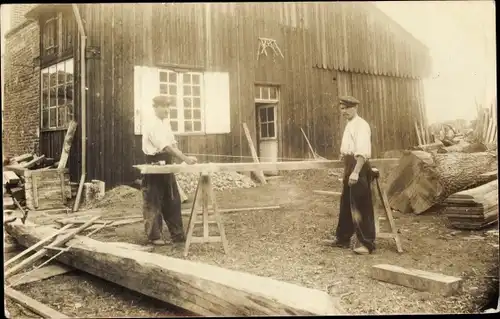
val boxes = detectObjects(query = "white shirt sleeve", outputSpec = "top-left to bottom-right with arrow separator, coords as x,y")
147,120 -> 177,153
353,121 -> 371,160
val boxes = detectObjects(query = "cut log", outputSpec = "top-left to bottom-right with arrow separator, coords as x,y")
442,180 -> 498,230
5,221 -> 346,316
58,120 -> 78,169
414,141 -> 443,153
386,151 -> 497,214
437,141 -> 488,153
10,153 -> 34,164
22,155 -> 46,169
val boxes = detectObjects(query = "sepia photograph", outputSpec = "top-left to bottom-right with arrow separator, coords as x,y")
1,1 -> 498,317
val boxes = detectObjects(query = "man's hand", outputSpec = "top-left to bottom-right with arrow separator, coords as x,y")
348,171 -> 359,186
184,156 -> 198,165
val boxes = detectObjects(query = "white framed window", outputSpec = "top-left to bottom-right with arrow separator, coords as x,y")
255,84 -> 279,103
159,69 -> 204,134
134,66 -> 230,136
40,58 -> 74,130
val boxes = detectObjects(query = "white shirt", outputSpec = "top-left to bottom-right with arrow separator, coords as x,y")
142,116 -> 177,155
340,115 -> 371,160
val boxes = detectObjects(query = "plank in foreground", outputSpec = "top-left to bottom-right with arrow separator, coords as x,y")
134,158 -> 399,174
5,220 -> 347,316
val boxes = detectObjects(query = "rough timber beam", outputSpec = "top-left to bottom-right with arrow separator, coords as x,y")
5,221 -> 346,316
134,158 -> 399,174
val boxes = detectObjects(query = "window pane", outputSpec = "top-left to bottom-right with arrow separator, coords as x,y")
41,71 -> 49,90
183,97 -> 192,108
260,123 -> 268,138
170,108 -> 178,119
184,121 -> 193,132
50,96 -> 57,108
42,110 -> 49,128
42,90 -> 49,109
65,59 -> 74,83
58,106 -> 66,127
67,103 -> 74,120
193,97 -> 200,108
193,109 -> 201,120
267,107 -> 274,122
262,87 -> 270,100
57,70 -> 65,85
159,71 -> 169,82
49,108 -> 57,127
270,87 -> 278,100
268,123 -> 275,138
255,87 -> 260,99
184,85 -> 191,95
169,72 -> 177,83
183,73 -> 191,84
49,66 -> 57,87
184,109 -> 192,120
192,74 -> 200,85
259,108 -> 267,123
192,86 -> 200,96
169,84 -> 177,95
170,120 -> 178,132
160,83 -> 168,94
193,121 -> 201,132
57,85 -> 66,99
66,83 -> 73,100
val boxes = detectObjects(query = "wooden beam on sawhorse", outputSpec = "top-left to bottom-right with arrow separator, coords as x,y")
371,168 -> 403,253
184,172 -> 229,257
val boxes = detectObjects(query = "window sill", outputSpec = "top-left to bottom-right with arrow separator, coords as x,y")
41,127 -> 70,132
175,132 -> 207,137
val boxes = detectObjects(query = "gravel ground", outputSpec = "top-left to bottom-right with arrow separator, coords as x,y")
5,169 -> 499,316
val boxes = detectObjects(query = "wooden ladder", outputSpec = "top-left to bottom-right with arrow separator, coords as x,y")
184,172 -> 229,257
371,168 -> 403,253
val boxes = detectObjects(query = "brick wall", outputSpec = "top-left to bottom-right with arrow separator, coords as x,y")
2,21 -> 41,158
10,4 -> 37,30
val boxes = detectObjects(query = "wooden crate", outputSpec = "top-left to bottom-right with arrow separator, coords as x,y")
24,169 -> 71,210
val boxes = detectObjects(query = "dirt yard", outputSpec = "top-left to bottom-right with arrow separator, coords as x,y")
5,169 -> 499,316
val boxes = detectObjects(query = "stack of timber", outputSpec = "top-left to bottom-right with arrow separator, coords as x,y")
3,154 -> 71,211
5,220 -> 346,316
442,180 -> 498,230
3,121 -> 78,211
386,150 -> 497,214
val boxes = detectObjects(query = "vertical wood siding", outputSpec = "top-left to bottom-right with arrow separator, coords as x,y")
48,3 -> 430,188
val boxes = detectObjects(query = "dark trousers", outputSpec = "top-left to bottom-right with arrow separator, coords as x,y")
335,155 -> 376,252
142,153 -> 185,242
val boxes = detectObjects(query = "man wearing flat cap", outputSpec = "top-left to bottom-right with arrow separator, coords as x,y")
142,95 -> 197,246
323,95 -> 376,255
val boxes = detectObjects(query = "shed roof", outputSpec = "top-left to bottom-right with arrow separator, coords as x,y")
310,2 -> 432,79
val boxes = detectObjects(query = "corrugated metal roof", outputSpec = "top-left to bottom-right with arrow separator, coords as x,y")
305,2 -> 432,79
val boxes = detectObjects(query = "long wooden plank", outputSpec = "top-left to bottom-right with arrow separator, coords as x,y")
370,264 -> 462,296
242,123 -> 267,184
4,223 -> 75,268
58,120 -> 78,169
5,287 -> 71,318
5,217 -> 100,278
3,171 -> 20,185
23,155 -> 46,169
134,158 -> 399,174
7,264 -> 73,287
5,221 -> 346,316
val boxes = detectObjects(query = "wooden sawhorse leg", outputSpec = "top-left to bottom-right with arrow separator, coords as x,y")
372,168 -> 403,253
183,172 -> 229,257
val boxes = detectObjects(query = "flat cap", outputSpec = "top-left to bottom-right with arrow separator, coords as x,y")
339,95 -> 360,107
152,95 -> 175,106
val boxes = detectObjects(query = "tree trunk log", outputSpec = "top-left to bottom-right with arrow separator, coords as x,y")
386,151 -> 497,214
4,220 -> 346,316
437,141 -> 488,153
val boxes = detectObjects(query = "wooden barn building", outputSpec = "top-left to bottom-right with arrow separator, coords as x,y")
2,3 -> 432,189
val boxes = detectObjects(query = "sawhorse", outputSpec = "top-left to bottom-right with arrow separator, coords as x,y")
183,172 -> 229,257
371,167 -> 403,253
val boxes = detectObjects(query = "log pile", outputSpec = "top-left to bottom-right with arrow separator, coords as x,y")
442,180 -> 498,230
386,151 -> 497,214
3,153 -> 68,211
